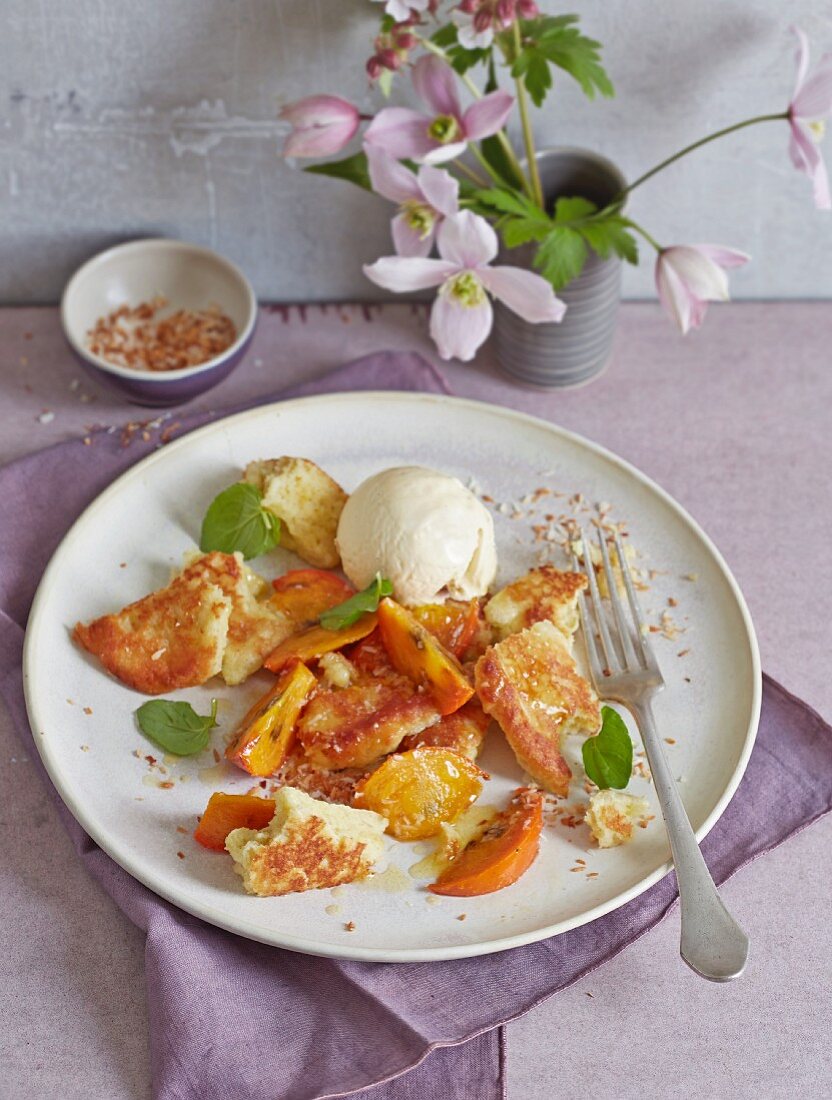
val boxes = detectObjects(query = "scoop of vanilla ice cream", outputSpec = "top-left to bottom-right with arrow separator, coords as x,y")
336,466 -> 498,606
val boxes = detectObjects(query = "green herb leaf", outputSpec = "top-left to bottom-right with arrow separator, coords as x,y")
136,698 -> 218,756
304,151 -> 372,192
512,14 -> 613,108
199,482 -> 281,560
580,216 -> 639,264
582,705 -> 633,789
319,573 -> 393,631
533,225 -> 588,290
554,195 -> 598,223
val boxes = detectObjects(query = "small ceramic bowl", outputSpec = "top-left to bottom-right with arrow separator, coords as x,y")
61,238 -> 258,407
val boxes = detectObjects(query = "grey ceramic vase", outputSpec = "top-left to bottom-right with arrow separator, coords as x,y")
493,147 -> 627,388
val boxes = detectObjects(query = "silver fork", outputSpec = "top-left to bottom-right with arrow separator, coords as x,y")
573,526 -> 749,982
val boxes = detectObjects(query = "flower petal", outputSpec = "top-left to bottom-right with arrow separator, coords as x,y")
429,289 -> 493,361
792,53 -> 832,119
391,212 -> 435,258
366,146 -> 421,204
662,246 -> 730,302
655,254 -> 695,335
417,165 -> 459,217
479,266 -> 566,323
692,244 -> 751,269
452,11 -> 495,50
279,95 -> 358,127
364,108 -> 435,161
412,55 -> 461,119
283,117 -> 359,158
790,25 -> 811,105
363,255 -> 457,293
789,120 -> 832,208
437,211 -> 498,268
462,90 -> 515,142
420,141 -> 468,166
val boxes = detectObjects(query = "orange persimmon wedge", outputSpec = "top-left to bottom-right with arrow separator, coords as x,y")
353,746 -> 487,841
194,792 -> 276,851
377,598 -> 474,716
428,787 -> 544,896
263,613 -> 378,673
269,569 -> 354,627
411,600 -> 480,659
225,659 -> 316,776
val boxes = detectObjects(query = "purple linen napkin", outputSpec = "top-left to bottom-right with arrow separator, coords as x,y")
1,350 -> 831,1100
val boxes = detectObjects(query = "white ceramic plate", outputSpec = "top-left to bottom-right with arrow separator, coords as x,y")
24,393 -> 761,962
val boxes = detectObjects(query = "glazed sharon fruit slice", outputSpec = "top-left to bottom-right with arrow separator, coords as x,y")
269,569 -> 355,628
296,635 -> 440,770
428,787 -> 544,896
410,600 -> 481,659
225,660 -> 316,777
377,598 -> 474,716
353,747 -> 487,841
401,696 -> 490,761
263,613 -> 377,673
475,620 -> 601,797
194,792 -> 276,851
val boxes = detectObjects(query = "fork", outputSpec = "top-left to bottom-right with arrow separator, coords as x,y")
573,526 -> 750,982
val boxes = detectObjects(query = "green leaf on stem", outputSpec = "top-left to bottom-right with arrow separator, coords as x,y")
580,218 -> 639,264
553,195 -> 598,222
512,14 -> 614,107
304,152 -> 372,192
533,226 -> 588,290
582,706 -> 633,789
479,57 -> 527,190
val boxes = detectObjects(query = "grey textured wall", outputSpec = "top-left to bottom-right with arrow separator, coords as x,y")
2,1 -> 831,303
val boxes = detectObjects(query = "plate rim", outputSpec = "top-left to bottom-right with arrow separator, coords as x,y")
23,391 -> 762,962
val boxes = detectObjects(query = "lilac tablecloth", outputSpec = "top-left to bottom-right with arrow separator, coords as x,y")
1,303 -> 831,1099
2,342 -> 831,1100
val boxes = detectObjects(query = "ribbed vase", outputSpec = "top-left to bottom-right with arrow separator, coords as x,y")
493,148 -> 627,388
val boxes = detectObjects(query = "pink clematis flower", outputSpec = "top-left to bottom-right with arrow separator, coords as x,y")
366,147 -> 459,256
655,245 -> 749,335
364,55 -> 514,165
364,210 -> 566,361
279,96 -> 360,158
788,26 -> 832,210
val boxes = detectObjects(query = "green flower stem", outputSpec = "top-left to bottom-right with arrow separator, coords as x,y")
620,112 -> 788,197
468,143 -> 507,185
417,34 -> 530,199
452,158 -> 490,187
511,21 -> 544,209
626,219 -> 663,253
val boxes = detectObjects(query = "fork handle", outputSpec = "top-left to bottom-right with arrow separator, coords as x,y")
630,698 -> 749,982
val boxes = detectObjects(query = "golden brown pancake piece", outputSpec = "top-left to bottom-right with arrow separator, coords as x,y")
225,786 -> 387,896
475,620 -> 600,797
74,551 -> 292,694
484,565 -> 587,642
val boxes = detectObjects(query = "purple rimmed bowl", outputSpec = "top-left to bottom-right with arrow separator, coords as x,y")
61,238 -> 258,407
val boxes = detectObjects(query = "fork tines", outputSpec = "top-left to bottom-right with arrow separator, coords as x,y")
572,526 -> 661,681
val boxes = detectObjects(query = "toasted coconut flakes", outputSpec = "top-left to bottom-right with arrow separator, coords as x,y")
344,921 -> 356,932
83,706 -> 93,716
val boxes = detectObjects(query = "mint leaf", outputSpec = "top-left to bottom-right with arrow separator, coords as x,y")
582,706 -> 633,789
136,698 -> 218,756
199,482 -> 281,560
533,225 -> 588,290
305,152 -> 371,192
319,573 -> 393,631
